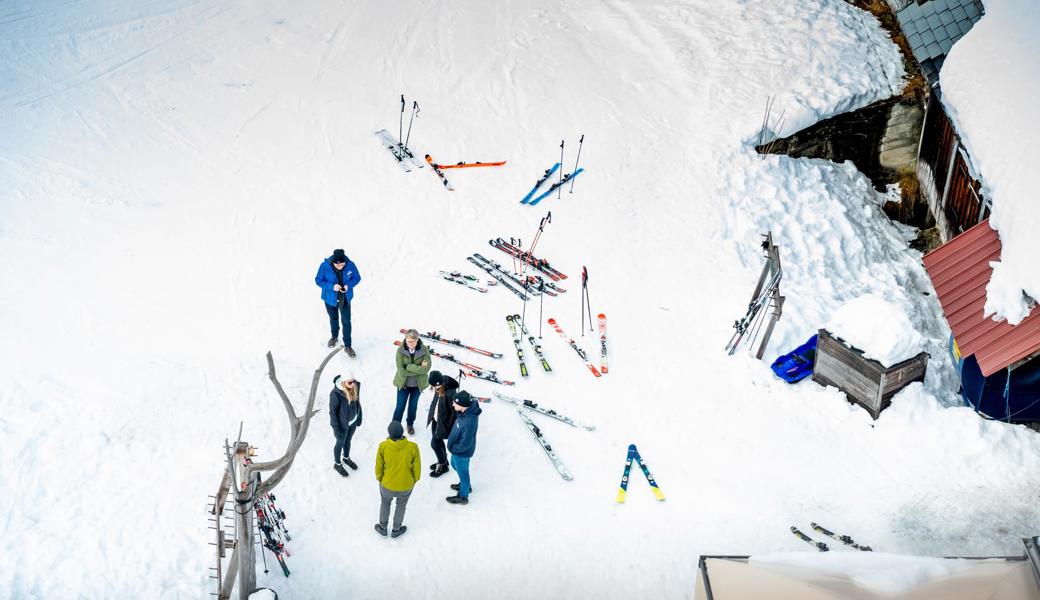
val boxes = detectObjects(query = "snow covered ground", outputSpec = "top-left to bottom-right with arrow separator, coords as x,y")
2,1 -> 1038,598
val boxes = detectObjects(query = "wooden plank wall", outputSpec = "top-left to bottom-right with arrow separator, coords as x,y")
917,94 -> 988,237
813,329 -> 929,419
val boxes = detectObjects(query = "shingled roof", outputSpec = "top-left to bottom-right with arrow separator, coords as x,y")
922,220 -> 1040,377
896,0 -> 984,85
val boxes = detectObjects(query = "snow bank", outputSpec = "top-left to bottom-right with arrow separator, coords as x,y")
751,551 -> 982,595
826,294 -> 924,366
939,0 -> 1040,324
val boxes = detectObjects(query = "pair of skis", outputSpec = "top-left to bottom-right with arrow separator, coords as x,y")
488,238 -> 568,281
424,154 -> 506,192
520,163 -> 585,205
547,318 -> 602,378
374,129 -> 426,173
506,314 -> 551,376
399,329 -> 502,359
790,523 -> 873,552
616,444 -> 664,503
438,270 -> 494,294
499,391 -> 594,481
467,255 -> 531,301
472,253 -> 560,296
395,341 -> 514,386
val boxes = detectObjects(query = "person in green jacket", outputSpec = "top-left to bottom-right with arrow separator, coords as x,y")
374,421 -> 421,539
392,329 -> 432,436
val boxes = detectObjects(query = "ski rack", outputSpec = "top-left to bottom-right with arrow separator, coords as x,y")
725,231 -> 784,359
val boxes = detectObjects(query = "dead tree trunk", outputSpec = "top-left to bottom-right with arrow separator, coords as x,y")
218,347 -> 340,600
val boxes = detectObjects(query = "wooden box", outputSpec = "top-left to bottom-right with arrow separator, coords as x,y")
811,328 -> 929,419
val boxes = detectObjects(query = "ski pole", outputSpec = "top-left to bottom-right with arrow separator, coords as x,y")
581,267 -> 587,335
524,212 -> 551,278
404,100 -> 419,150
399,94 -> 405,144
582,267 -> 593,334
557,139 -> 565,200
538,279 -> 545,338
569,134 -> 584,193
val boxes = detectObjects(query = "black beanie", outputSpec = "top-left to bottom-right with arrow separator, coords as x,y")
428,371 -> 444,386
454,391 -> 472,407
332,249 -> 347,263
387,421 -> 404,440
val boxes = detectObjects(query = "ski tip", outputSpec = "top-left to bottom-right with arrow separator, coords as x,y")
547,318 -> 557,324
615,489 -> 627,503
628,443 -> 637,452
600,367 -> 609,374
652,489 -> 666,501
790,526 -> 798,533
598,313 -> 605,319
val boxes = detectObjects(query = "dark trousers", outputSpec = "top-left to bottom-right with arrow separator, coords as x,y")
333,426 -> 356,463
393,387 -> 421,426
430,435 -> 448,466
324,300 -> 352,347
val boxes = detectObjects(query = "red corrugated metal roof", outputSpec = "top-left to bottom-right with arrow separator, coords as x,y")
923,219 -> 1040,377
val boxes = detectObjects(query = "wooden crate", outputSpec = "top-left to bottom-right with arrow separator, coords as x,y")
812,329 -> 929,419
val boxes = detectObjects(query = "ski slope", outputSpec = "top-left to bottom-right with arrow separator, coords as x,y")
2,1 -> 1038,598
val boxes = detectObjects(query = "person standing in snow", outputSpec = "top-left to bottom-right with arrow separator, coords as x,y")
374,421 -> 421,539
329,373 -> 362,477
446,390 -> 481,505
315,248 -> 361,357
425,370 -> 458,478
392,329 -> 431,436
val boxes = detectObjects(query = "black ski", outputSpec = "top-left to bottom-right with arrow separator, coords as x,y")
811,522 -> 872,551
790,526 -> 829,552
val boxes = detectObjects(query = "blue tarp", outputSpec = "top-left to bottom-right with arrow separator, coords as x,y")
771,335 -> 818,383
953,335 -> 1040,422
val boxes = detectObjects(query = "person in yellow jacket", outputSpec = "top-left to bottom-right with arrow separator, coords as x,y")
374,421 -> 422,538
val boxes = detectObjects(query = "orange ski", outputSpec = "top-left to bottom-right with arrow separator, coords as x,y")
433,160 -> 507,169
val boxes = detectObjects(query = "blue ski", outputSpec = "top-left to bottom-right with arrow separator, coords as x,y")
520,163 -> 561,204
528,168 -> 584,206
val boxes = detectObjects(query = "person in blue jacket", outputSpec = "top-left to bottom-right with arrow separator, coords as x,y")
329,373 -> 363,477
445,390 -> 481,505
315,249 -> 361,357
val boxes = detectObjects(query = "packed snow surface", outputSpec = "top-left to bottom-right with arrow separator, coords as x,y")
751,551 -> 984,596
2,1 -> 1039,599
826,294 -> 925,367
940,0 -> 1040,324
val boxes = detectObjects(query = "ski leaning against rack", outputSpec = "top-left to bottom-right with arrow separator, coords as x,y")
467,256 -> 529,301
811,522 -> 873,551
514,314 -> 551,372
399,329 -> 503,359
790,526 -> 829,552
438,271 -> 487,293
520,163 -> 561,203
598,313 -> 608,374
505,315 -> 529,378
515,409 -> 573,481
528,168 -> 584,206
255,495 -> 290,576
726,266 -> 782,354
547,318 -> 600,377
424,154 -> 455,191
493,391 -> 595,430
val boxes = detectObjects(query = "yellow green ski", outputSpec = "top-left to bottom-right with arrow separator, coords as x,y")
616,444 -> 665,503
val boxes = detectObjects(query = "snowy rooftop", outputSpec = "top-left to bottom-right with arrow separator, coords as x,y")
938,0 -> 1040,324
896,0 -> 984,84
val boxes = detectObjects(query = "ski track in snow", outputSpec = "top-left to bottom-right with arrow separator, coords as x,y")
2,1 -> 1039,598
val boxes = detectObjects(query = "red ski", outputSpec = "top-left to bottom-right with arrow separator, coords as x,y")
547,318 -> 600,378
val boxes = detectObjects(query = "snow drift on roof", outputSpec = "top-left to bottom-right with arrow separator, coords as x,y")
938,0 -> 1040,324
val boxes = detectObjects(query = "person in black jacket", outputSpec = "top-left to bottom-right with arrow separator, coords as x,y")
425,371 -> 458,478
330,373 -> 363,477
